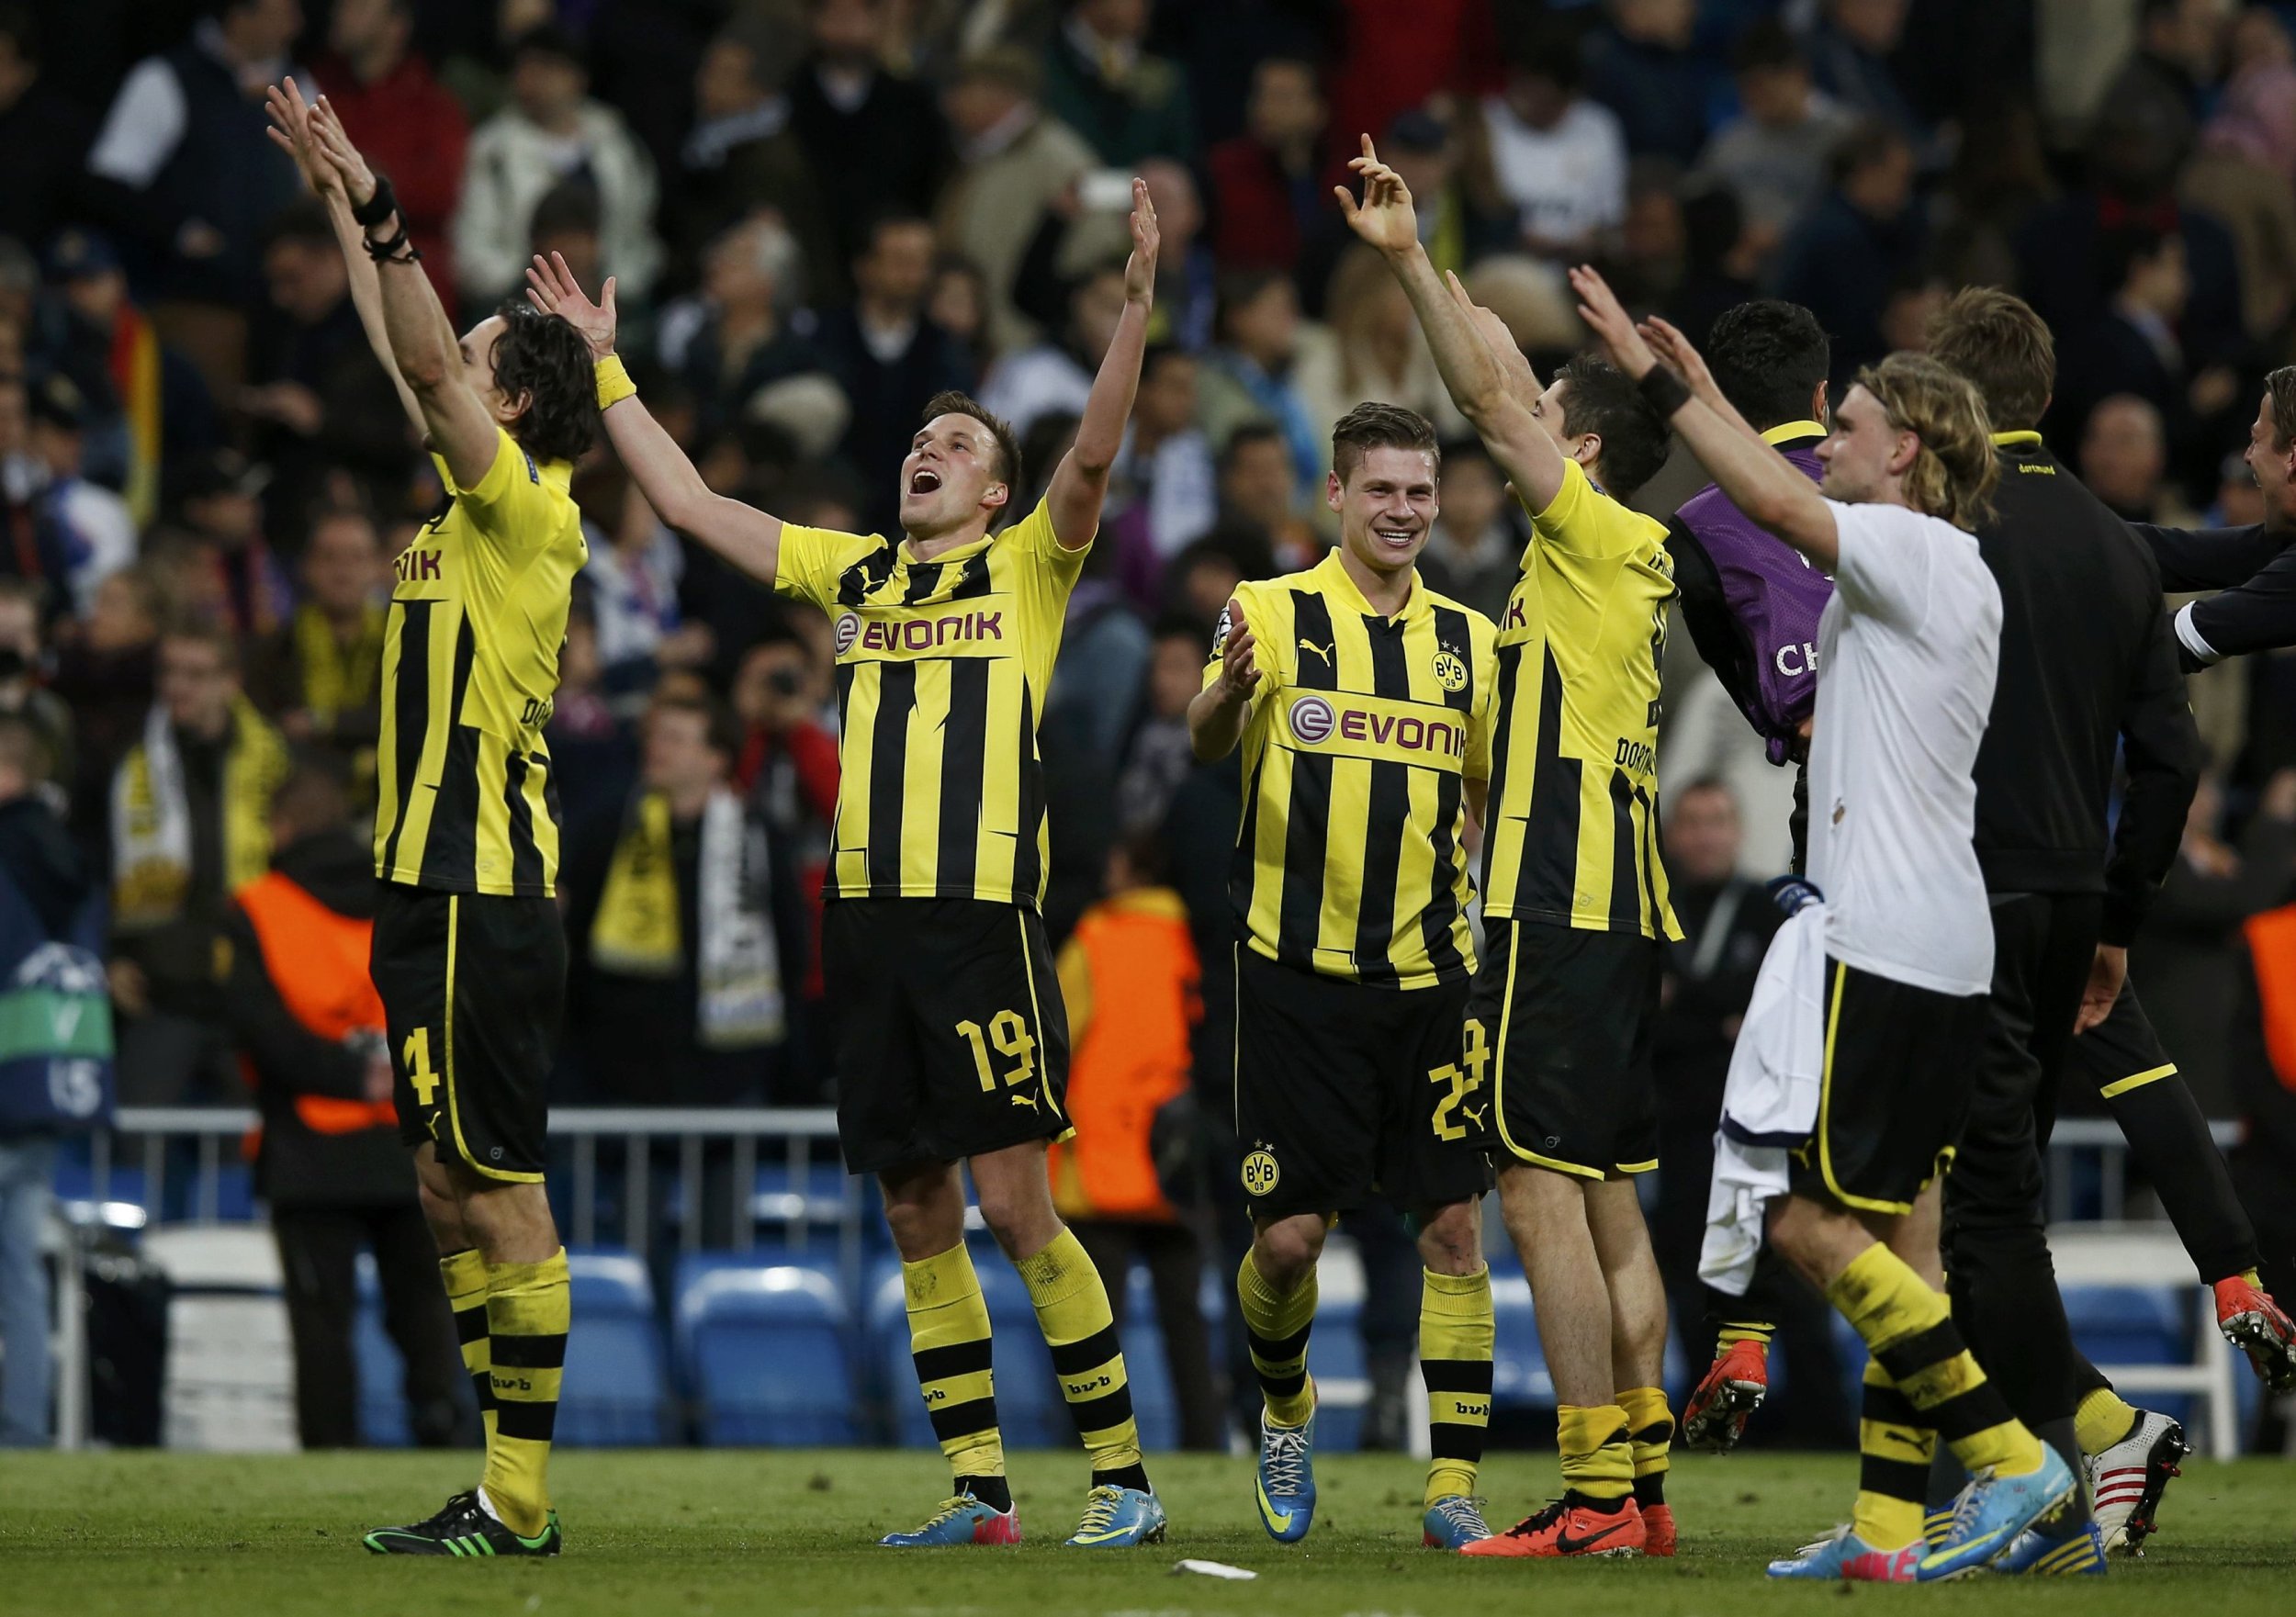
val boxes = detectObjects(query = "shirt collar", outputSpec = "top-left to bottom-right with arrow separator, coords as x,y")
1316,545 -> 1422,623
1990,430 -> 2044,449
1761,420 -> 1828,446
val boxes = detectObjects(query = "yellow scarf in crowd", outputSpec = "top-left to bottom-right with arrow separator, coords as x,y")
293,602 -> 387,731
111,697 -> 288,931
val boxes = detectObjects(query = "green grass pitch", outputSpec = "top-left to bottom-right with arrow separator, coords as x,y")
5,1448 -> 2291,1616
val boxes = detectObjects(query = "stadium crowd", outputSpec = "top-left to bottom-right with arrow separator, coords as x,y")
3,0 -> 2296,1461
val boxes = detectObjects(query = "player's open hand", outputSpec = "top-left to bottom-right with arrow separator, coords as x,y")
1215,597 -> 1260,702
305,94 -> 378,209
526,252 -> 619,359
1568,264 -> 1659,380
1123,177 -> 1160,305
1638,314 -> 1724,408
264,77 -> 338,198
1336,135 -> 1420,256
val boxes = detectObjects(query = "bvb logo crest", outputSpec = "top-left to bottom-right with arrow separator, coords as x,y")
1431,646 -> 1469,692
1241,1147 -> 1280,1197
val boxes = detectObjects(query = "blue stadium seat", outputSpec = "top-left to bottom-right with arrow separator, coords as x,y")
1118,1267 -> 1177,1451
559,1250 -> 672,1445
352,1256 -> 411,1447
1491,1275 -> 1555,1411
1306,1290 -> 1367,1454
676,1254 -> 860,1445
2064,1284 -> 2193,1427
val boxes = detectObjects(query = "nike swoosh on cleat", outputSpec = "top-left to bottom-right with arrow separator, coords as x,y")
1554,1522 -> 1633,1554
1256,1485 -> 1295,1535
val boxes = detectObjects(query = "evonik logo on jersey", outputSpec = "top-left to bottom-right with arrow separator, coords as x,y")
833,604 -> 1013,660
1285,693 -> 1469,762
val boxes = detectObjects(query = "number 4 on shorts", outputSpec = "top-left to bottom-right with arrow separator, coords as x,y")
403,1027 -> 441,1107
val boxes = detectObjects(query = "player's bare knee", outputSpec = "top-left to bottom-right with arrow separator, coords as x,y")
1414,1201 -> 1481,1275
1251,1214 -> 1327,1286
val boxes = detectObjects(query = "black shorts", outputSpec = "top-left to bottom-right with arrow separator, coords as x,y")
1232,948 -> 1491,1220
371,883 -> 566,1182
1790,956 -> 1987,1215
2065,978 -> 2179,1106
1466,919 -> 1660,1180
823,897 -> 1070,1174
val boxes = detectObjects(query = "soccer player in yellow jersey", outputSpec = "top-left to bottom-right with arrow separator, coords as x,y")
526,186 -> 1169,1549
1189,403 -> 1501,1552
1343,140 -> 1684,1558
268,84 -> 587,1555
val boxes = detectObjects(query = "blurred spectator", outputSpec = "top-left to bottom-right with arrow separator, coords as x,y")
165,449 -> 290,641
2183,41 -> 2296,339
15,375 -> 134,622
1105,343 -> 1216,596
1323,0 -> 1503,175
1930,95 -> 2054,292
1587,0 -> 1722,166
0,6 -> 96,253
2079,393 -> 2178,527
1212,423 -> 1317,568
1043,0 -> 1194,165
1611,157 -> 1692,310
981,261 -> 1128,437
792,0 -> 954,289
1875,265 -> 1948,354
937,46 -> 1123,355
1480,21 -> 1629,259
1050,831 -> 1222,1451
1208,56 -> 1331,277
1800,0 -> 1922,140
576,460 -> 706,688
2133,768 -> 2296,1112
245,505 -> 386,783
310,0 -> 467,309
929,252 -> 991,364
816,213 -> 976,533
84,0 -> 309,394
30,229 -> 219,528
667,26 -> 838,303
2056,223 -> 2242,484
1198,270 -> 1330,499
452,23 -> 661,309
1114,614 -> 1204,836
1695,20 -> 1855,252
565,691 -> 806,1110
242,202 -> 410,534
1664,180 -> 1761,343
108,623 -> 287,1106
0,712 -> 94,1447
1415,437 -> 1517,622
1311,245 -> 1469,453
219,756 -> 468,1450
0,580 -> 72,792
2207,445 -> 2267,526
51,567 -> 161,835
1139,158 -> 1214,351
2101,0 -> 2233,173
540,598 -> 636,836
1379,108 -> 1480,285
1771,120 -> 1923,382
730,627 -> 837,1055
657,215 -> 841,442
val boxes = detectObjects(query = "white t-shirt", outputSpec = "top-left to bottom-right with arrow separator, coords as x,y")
1806,500 -> 2002,996
1480,95 -> 1628,246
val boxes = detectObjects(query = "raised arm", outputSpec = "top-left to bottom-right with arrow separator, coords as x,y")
525,253 -> 786,585
1570,264 -> 1842,570
1048,179 -> 1159,550
1337,138 -> 1569,511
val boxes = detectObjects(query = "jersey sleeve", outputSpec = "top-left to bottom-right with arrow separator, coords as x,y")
1464,614 -> 1499,780
1004,496 -> 1090,631
771,522 -> 881,611
441,428 -> 563,550
1828,500 -> 1937,631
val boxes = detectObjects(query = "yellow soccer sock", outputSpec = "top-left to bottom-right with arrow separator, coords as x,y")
1556,1402 -> 1634,1510
1827,1243 -> 2043,1479
903,1242 -> 1007,1504
1237,1247 -> 1319,1428
480,1249 -> 568,1538
1716,1319 -> 1774,1353
1618,1385 -> 1673,1510
2075,1385 -> 2141,1457
439,1249 -> 495,1455
1852,1357 -> 1934,1549
1016,1228 -> 1148,1490
1421,1266 -> 1493,1505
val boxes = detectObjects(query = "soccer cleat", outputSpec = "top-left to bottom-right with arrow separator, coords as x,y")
1640,1501 -> 1677,1557
2213,1275 -> 2296,1390
878,1493 -> 1023,1547
1916,1447 -> 2077,1581
2087,1408 -> 2187,1555
1423,1495 -> 1492,1550
1683,1339 -> 1768,1452
1064,1486 -> 1165,1547
1460,1498 -> 1645,1558
1922,1507 -> 1953,1548
363,1490 -> 561,1556
1995,1522 -> 2109,1576
1255,1409 -> 1317,1543
1766,1526 -> 1920,1581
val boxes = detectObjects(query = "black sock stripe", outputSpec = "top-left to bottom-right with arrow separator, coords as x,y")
1859,1454 -> 1933,1502
1065,1384 -> 1135,1432
1633,1475 -> 1665,1507
1048,1326 -> 1122,1379
1630,1420 -> 1674,1445
913,1339 -> 995,1384
1092,1462 -> 1152,1494
1246,1323 -> 1312,1363
1875,1321 -> 1968,1385
467,1368 -> 496,1412
1922,1383 -> 2019,1443
929,1396 -> 1001,1443
1256,1368 -> 1308,1399
1861,1378 -> 1922,1426
453,1305 -> 490,1345
494,1399 -> 558,1443
490,1332 -> 568,1370
1420,1358 -> 1495,1395
1429,1424 -> 1487,1461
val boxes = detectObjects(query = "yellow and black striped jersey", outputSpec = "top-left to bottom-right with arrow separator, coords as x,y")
1209,548 -> 1499,988
376,428 -> 584,898
1483,458 -> 1682,939
773,496 -> 1086,909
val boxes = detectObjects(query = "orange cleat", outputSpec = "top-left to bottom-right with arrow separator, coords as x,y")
2213,1275 -> 2296,1390
1683,1339 -> 1769,1452
1640,1501 -> 1676,1557
1460,1498 -> 1645,1558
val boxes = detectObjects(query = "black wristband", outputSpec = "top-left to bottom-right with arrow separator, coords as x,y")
1637,365 -> 1692,418
361,226 -> 421,265
350,173 -> 400,230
